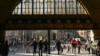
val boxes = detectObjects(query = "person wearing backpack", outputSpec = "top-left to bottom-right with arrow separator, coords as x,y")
71,37 -> 77,53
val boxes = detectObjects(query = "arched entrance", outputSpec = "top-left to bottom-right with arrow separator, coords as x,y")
2,0 -> 95,55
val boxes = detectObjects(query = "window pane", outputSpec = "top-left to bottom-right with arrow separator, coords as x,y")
13,9 -> 18,14
18,9 -> 21,14
17,3 -> 21,9
33,3 -> 37,8
67,9 -> 70,14
22,9 -> 25,14
13,0 -> 88,15
28,9 -> 32,14
29,3 -> 32,8
33,9 -> 37,14
51,9 -> 54,14
40,9 -> 43,14
55,9 -> 59,14
62,9 -> 65,14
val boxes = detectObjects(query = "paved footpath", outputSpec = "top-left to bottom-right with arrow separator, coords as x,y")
8,48 -> 96,56
50,48 -> 96,56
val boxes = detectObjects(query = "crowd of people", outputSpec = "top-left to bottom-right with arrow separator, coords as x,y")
31,37 -> 89,55
52,37 -> 100,55
31,39 -> 48,56
0,37 -> 100,56
66,37 -> 100,55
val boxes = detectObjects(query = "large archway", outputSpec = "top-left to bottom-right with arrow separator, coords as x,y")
0,0 -> 99,56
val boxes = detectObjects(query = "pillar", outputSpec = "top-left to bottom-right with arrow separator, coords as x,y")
48,29 -> 50,54
0,23 -> 5,44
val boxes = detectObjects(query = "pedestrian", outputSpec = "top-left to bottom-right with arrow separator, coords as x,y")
96,41 -> 100,56
87,41 -> 95,54
38,40 -> 43,56
85,43 -> 88,51
43,39 -> 48,54
32,39 -> 38,56
55,40 -> 62,55
2,40 -> 9,56
97,41 -> 100,49
71,37 -> 77,54
67,42 -> 71,53
77,40 -> 82,54
26,41 -> 30,53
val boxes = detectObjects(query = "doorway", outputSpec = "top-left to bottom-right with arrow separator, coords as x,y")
5,29 -> 94,56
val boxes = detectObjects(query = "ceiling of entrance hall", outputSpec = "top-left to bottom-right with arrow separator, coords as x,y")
12,0 -> 88,15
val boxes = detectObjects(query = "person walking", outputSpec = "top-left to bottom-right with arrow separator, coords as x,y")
87,41 -> 95,54
96,41 -> 100,56
67,42 -> 71,53
85,41 -> 89,51
32,39 -> 38,56
55,40 -> 62,55
2,40 -> 9,56
71,37 -> 77,54
77,40 -> 81,54
38,40 -> 43,56
43,39 -> 48,54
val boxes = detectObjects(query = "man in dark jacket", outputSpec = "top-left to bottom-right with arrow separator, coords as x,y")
38,40 -> 43,56
55,40 -> 62,55
43,39 -> 48,54
2,40 -> 9,56
32,39 -> 38,55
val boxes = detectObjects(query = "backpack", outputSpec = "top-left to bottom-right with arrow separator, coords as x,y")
71,40 -> 77,45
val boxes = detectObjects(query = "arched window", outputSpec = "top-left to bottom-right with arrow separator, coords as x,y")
12,0 -> 88,15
